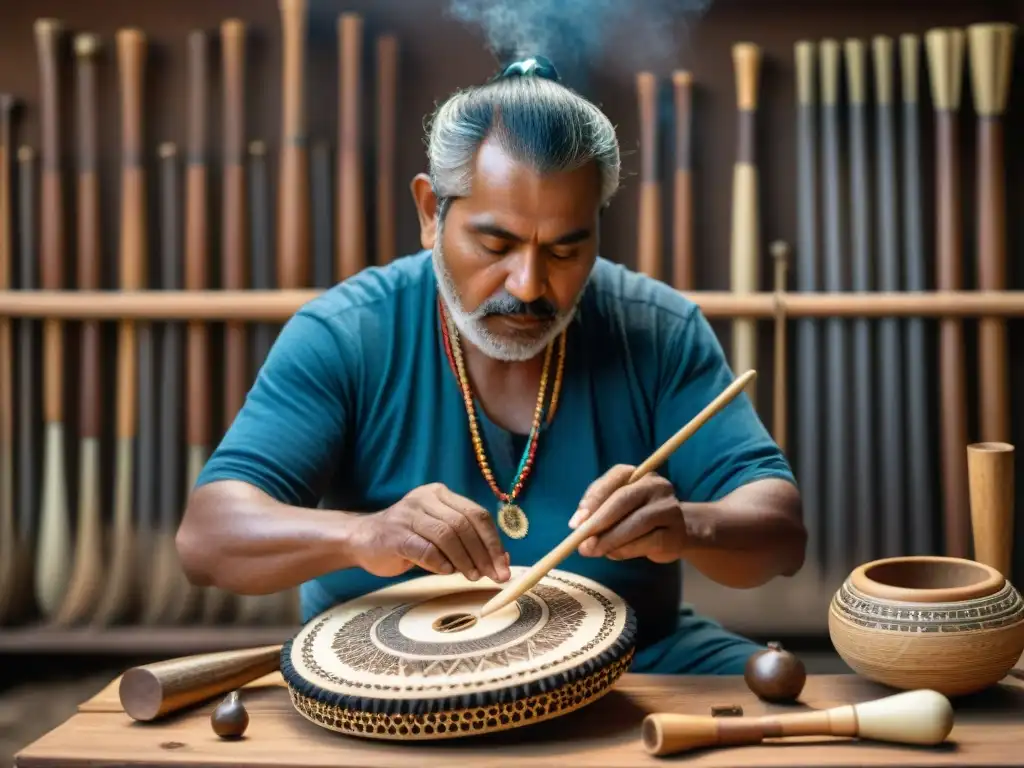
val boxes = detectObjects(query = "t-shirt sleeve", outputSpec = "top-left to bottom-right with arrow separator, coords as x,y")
655,307 -> 795,503
194,309 -> 355,508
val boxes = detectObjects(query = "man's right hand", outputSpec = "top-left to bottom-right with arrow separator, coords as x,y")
347,483 -> 511,583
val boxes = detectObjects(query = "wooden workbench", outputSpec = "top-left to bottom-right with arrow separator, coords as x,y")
14,665 -> 1024,767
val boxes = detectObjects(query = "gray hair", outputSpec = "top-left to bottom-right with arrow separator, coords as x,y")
425,70 -> 621,213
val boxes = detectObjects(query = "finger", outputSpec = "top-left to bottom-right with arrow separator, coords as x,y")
576,480 -> 660,547
437,487 -> 510,581
410,510 -> 478,579
397,532 -> 454,575
569,464 -> 635,528
423,501 -> 495,582
604,529 -> 670,561
578,506 -> 660,558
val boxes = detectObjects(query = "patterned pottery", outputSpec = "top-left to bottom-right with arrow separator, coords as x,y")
829,555 -> 1024,696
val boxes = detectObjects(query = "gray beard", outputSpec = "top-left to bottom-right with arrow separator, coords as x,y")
431,234 -> 579,363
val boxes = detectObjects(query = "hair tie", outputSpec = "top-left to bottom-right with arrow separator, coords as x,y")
493,54 -> 560,83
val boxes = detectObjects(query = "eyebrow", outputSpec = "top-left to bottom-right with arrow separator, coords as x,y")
469,222 -> 592,246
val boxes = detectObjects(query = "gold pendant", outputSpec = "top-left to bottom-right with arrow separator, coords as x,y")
498,503 -> 529,539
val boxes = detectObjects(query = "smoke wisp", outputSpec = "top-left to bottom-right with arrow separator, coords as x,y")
447,0 -> 714,77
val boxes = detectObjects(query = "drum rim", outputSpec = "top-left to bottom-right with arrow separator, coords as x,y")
279,574 -> 637,717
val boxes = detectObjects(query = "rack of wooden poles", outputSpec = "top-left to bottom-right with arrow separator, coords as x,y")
0,8 -> 1020,653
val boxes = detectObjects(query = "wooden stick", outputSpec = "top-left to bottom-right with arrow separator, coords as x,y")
967,22 -> 1016,444
376,35 -> 398,267
477,370 -> 758,619
819,39 -> 851,579
278,0 -> 310,288
925,27 -> 970,559
185,29 -> 212,624
120,645 -> 282,722
966,442 -> 1014,578
671,70 -> 693,291
14,146 -> 38,623
312,140 -> 334,288
636,71 -> 661,280
93,28 -> 147,627
54,32 -> 105,626
770,241 -> 788,454
0,94 -> 20,624
729,43 -> 761,408
900,33 -> 934,557
33,17 -> 71,619
149,143 -> 194,625
873,35 -> 906,560
7,289 -> 1024,321
844,38 -> 877,567
793,40 -> 822,571
337,12 -> 364,281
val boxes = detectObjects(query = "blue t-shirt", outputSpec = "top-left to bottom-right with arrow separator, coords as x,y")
196,250 -> 794,653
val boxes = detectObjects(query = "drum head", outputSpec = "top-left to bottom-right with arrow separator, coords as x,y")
281,567 -> 636,740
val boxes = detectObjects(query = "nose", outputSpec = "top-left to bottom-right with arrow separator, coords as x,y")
504,246 -> 547,304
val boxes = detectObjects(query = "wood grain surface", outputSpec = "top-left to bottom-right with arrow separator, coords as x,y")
18,669 -> 1024,767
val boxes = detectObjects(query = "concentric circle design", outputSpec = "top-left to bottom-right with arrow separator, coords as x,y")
281,568 -> 636,740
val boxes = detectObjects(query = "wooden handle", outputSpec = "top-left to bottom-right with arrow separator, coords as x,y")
671,71 -> 693,291
967,23 -> 1016,117
119,645 -> 282,722
636,71 -> 661,281
843,39 -> 867,105
643,689 -> 954,757
794,41 -> 816,106
376,35 -> 398,267
820,38 -> 840,106
478,370 -> 757,618
158,143 -> 182,533
901,34 -> 920,104
966,442 -> 1015,577
872,36 -> 895,105
732,42 -> 761,110
337,12 -> 365,281
221,19 -> 248,423
925,28 -> 966,111
278,0 -> 309,288
771,241 -> 789,453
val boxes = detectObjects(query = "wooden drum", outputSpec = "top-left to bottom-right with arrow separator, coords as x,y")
280,567 -> 637,740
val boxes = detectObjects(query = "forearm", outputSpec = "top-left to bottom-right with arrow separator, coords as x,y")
176,480 -> 363,595
678,478 -> 806,589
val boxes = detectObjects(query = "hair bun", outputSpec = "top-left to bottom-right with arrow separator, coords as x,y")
493,54 -> 560,83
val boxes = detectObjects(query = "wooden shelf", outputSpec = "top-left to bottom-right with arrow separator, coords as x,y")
2,289 -> 1024,320
0,625 -> 295,655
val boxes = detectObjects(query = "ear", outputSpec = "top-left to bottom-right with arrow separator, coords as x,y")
410,173 -> 439,250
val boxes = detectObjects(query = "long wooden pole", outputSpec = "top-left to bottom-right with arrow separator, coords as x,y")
793,41 -> 822,571
820,39 -> 851,579
248,141 -> 275,365
0,94 -> 20,624
33,17 -> 71,619
185,29 -> 212,623
671,70 -> 694,291
337,13 -> 364,281
93,28 -> 147,627
925,28 -> 970,558
900,33 -> 934,556
967,23 -> 1015,444
844,38 -> 877,566
278,0 -> 309,289
55,32 -> 105,626
376,35 -> 398,268
873,36 -> 906,560
770,241 -> 789,453
730,43 -> 761,408
636,71 -> 661,280
312,140 -> 334,288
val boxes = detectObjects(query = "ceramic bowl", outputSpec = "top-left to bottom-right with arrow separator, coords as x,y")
828,555 -> 1024,696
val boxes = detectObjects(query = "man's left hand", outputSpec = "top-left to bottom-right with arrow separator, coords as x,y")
568,464 -> 691,563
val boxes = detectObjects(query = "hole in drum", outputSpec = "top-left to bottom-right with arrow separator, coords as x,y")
432,612 -> 478,633
863,559 -> 991,591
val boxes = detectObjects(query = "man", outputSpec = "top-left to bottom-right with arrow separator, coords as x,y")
177,56 -> 806,675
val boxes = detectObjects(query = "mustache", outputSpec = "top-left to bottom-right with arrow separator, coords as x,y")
476,291 -> 558,319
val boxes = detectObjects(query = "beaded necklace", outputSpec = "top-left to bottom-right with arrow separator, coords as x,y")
438,296 -> 567,539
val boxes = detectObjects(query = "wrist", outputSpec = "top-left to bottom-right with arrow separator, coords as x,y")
321,510 -> 366,572
676,501 -> 718,553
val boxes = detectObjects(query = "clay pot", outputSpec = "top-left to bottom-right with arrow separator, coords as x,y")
829,555 -> 1024,697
